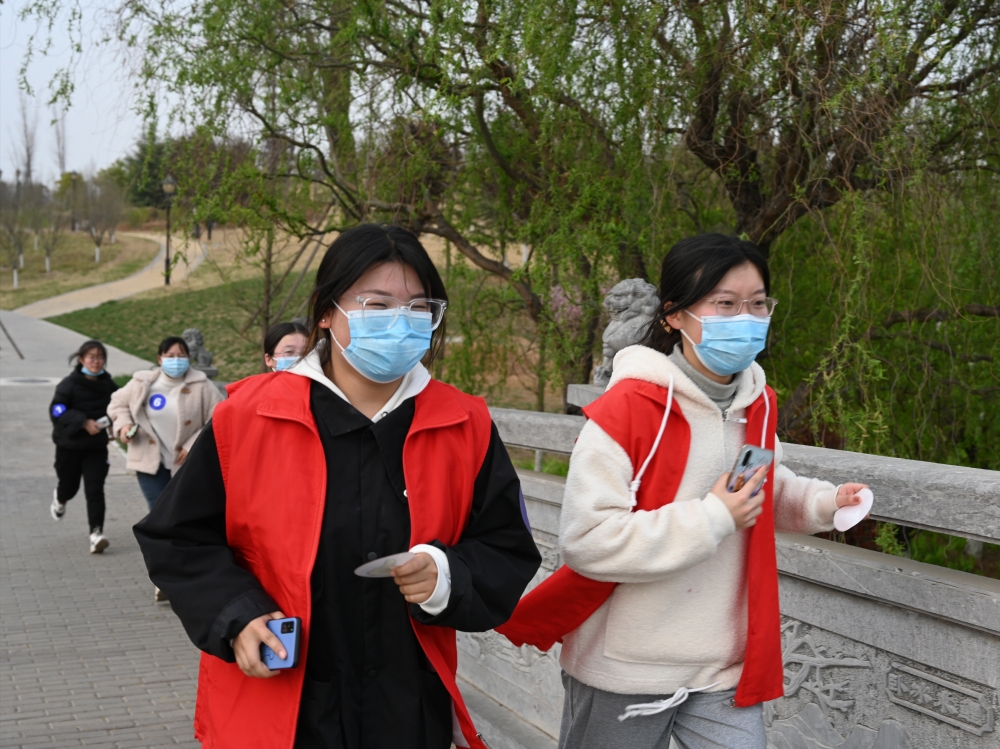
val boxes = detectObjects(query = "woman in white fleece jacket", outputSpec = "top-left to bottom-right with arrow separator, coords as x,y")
550,235 -> 869,749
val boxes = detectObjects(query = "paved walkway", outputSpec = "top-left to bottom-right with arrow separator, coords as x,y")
14,233 -> 208,320
0,311 -> 201,748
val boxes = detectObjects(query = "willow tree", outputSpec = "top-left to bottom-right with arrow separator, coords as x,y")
20,0 -> 999,436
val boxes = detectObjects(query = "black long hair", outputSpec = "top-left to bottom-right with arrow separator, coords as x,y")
158,336 -> 190,357
264,322 -> 309,357
68,340 -> 108,371
306,224 -> 448,367
640,233 -> 770,355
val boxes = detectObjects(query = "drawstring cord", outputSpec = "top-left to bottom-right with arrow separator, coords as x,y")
618,682 -> 721,721
628,375 -> 674,507
760,390 -> 770,448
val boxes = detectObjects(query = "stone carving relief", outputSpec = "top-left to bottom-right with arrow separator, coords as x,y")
766,620 -> 913,749
531,529 -> 560,573
592,279 -> 659,387
464,630 -> 549,673
886,662 -> 995,737
779,620 -> 872,716
768,704 -> 912,749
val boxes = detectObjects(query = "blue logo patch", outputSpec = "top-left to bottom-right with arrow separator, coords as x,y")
149,394 -> 168,411
51,404 -> 67,418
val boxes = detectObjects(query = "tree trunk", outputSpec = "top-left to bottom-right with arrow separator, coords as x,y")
94,245 -> 100,263
260,231 -> 275,372
45,254 -> 50,274
535,330 -> 547,412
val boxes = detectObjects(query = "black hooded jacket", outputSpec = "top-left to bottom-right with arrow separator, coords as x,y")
49,368 -> 119,450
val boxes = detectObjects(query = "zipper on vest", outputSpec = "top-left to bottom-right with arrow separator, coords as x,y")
723,408 -> 747,424
721,408 -> 746,471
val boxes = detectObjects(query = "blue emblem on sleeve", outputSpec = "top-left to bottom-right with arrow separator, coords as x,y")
149,394 -> 167,411
51,404 -> 67,418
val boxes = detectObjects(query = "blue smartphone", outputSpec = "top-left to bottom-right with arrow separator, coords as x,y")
259,617 -> 301,670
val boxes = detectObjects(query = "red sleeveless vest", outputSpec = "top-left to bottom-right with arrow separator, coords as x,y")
496,378 -> 783,706
196,373 -> 493,749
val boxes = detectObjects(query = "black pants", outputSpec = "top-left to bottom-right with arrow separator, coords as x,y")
54,446 -> 109,532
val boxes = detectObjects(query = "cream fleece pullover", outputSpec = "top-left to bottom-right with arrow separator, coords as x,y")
558,345 -> 839,696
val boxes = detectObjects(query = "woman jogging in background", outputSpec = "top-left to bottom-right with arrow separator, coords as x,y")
49,340 -> 118,554
133,224 -> 540,749
263,321 -> 308,371
498,233 -> 871,749
108,335 -> 224,511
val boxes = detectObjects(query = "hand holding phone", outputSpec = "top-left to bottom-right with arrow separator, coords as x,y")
260,617 -> 301,670
709,445 -> 775,531
233,611 -> 288,679
727,445 -> 774,496
96,416 -> 111,429
712,466 -> 769,530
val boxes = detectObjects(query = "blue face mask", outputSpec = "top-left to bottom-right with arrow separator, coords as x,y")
161,357 -> 191,379
81,366 -> 105,377
332,304 -> 432,384
681,311 -> 770,376
273,356 -> 299,372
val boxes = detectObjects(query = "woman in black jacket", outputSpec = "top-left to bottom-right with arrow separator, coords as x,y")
49,340 -> 119,553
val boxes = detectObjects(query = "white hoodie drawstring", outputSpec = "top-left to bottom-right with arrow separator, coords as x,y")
628,375 -> 674,507
760,389 -> 770,447
617,682 -> 721,722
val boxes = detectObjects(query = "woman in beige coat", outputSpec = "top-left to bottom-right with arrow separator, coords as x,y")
109,336 -> 224,511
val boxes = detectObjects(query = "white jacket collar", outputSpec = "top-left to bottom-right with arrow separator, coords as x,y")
287,348 -> 431,423
607,344 -> 766,413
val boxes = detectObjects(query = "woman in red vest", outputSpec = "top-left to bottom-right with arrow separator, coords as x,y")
134,224 -> 540,749
497,234 -> 870,749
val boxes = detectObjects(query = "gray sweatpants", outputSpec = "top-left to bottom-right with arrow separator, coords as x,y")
557,672 -> 767,749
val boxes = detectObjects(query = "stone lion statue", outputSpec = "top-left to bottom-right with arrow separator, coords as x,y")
592,279 -> 660,387
182,327 -> 218,377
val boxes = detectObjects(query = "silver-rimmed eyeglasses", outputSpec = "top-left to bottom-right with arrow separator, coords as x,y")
703,296 -> 778,317
346,295 -> 448,332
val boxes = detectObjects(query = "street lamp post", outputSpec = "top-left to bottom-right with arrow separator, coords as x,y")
162,174 -> 177,286
70,172 -> 79,231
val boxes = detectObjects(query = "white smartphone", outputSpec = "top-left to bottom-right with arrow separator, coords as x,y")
727,445 -> 775,496
96,416 -> 111,429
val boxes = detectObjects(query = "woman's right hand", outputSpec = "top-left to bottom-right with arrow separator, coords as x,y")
233,610 -> 287,678
711,466 -> 769,530
119,426 -> 133,443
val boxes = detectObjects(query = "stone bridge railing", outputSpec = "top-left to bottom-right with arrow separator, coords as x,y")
456,407 -> 1000,749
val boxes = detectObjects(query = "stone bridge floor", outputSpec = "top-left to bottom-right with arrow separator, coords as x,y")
1,311 -> 200,748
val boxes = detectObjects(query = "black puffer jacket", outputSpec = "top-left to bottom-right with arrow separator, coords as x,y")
50,368 -> 119,450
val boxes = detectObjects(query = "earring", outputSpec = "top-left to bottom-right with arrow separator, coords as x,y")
661,319 -> 672,333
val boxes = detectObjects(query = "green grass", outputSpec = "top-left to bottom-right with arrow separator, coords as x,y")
49,274 -> 315,382
508,447 -> 570,476
0,233 -> 160,309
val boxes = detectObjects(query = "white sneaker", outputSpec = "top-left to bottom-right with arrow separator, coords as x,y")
89,529 -> 110,554
50,490 -> 66,520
